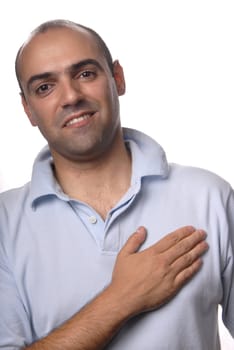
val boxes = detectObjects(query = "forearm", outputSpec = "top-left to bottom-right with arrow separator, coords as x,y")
24,286 -> 129,350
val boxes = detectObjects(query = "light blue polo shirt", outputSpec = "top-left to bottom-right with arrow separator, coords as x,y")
0,128 -> 234,349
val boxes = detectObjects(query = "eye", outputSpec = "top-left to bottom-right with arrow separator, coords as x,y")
79,70 -> 97,80
35,83 -> 53,96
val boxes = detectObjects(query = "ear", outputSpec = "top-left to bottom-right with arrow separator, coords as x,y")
20,93 -> 38,127
112,60 -> 126,96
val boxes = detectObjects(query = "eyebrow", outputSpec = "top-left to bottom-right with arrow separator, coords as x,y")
70,59 -> 104,74
26,58 -> 105,93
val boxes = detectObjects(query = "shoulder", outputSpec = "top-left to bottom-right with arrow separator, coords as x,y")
168,163 -> 233,198
0,184 -> 32,250
0,183 -> 31,211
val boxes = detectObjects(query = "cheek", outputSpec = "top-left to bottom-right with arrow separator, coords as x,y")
86,78 -> 114,104
28,99 -> 57,127
25,104 -> 40,127
98,83 -> 119,113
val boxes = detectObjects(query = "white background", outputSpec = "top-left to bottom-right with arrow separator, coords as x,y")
0,0 -> 233,348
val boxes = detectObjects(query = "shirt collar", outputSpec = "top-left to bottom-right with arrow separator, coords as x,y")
123,128 -> 169,183
29,146 -> 67,207
30,128 -> 169,207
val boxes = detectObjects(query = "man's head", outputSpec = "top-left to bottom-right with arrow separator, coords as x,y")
16,20 -> 126,163
15,20 -> 114,95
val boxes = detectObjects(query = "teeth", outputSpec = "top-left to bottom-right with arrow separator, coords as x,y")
66,114 -> 91,126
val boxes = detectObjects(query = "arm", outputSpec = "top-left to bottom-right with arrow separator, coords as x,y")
220,189 -> 234,338
24,226 -> 208,350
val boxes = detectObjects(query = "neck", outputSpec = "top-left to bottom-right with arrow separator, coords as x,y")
52,132 -> 132,219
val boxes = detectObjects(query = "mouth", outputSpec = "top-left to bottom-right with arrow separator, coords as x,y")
63,112 -> 95,128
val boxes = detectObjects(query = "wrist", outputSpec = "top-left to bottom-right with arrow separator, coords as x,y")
103,283 -> 140,322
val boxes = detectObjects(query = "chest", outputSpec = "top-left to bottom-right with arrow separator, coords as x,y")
9,179 -> 227,343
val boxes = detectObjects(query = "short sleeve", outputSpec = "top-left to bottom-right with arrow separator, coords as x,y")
221,188 -> 234,337
0,226 -> 33,348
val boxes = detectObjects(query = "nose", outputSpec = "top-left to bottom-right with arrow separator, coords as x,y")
59,78 -> 83,108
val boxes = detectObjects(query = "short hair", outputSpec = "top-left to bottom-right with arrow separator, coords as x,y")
15,19 -> 114,94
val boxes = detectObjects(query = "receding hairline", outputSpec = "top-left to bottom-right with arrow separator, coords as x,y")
15,19 -> 114,94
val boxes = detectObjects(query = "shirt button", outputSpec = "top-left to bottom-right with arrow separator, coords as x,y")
89,216 -> 97,224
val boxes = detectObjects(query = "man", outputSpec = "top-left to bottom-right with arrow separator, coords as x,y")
0,19 -> 233,349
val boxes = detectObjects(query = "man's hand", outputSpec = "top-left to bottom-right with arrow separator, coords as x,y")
109,226 -> 208,317
25,226 -> 208,350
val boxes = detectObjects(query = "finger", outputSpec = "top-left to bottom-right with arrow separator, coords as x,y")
171,240 -> 209,274
174,258 -> 204,288
152,226 -> 196,254
120,227 -> 147,256
165,229 -> 207,264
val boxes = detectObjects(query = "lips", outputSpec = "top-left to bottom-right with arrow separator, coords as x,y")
63,112 -> 94,127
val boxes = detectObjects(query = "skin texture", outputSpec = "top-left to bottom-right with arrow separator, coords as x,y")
19,27 -> 125,164
16,23 -> 209,349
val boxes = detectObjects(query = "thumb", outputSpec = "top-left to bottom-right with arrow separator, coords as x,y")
121,227 -> 147,256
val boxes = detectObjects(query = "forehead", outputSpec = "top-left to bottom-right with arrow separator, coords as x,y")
18,27 -> 103,81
